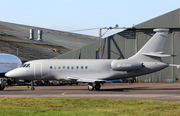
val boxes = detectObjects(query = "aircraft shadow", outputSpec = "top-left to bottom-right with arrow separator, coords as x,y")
100,87 -> 180,91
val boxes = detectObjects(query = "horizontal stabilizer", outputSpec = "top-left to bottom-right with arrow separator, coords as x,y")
169,64 -> 180,68
142,52 -> 171,57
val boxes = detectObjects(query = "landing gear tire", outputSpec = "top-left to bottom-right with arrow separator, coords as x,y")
0,84 -> 5,91
0,86 -> 5,91
31,87 -> 35,91
88,83 -> 94,91
31,81 -> 35,91
76,82 -> 78,85
128,80 -> 133,83
95,83 -> 101,91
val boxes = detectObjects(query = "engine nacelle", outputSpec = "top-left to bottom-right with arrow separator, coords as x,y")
111,59 -> 143,71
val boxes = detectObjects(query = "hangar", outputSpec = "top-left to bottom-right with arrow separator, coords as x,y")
54,8 -> 180,83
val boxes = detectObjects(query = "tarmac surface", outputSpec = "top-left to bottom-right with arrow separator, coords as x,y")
1,83 -> 180,101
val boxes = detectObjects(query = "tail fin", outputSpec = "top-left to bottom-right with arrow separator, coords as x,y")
129,29 -> 169,61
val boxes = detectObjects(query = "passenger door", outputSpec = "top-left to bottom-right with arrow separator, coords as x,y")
34,63 -> 42,79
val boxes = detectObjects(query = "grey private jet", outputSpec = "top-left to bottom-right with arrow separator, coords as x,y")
5,29 -> 177,91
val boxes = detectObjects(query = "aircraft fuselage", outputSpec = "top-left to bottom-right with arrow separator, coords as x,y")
5,59 -> 168,81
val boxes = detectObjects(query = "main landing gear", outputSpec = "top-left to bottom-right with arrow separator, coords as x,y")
31,81 -> 35,91
0,84 -> 5,91
88,83 -> 101,91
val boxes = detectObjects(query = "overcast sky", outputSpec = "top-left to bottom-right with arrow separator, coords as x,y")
0,0 -> 180,37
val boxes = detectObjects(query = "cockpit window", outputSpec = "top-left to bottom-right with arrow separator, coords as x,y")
22,64 -> 27,67
26,64 -> 30,67
21,64 -> 31,68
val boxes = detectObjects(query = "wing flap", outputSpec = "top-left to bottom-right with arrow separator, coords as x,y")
67,76 -> 105,83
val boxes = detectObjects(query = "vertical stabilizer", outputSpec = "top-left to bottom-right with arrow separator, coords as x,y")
129,29 -> 169,61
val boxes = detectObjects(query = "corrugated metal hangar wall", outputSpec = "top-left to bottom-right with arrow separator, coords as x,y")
54,8 -> 180,83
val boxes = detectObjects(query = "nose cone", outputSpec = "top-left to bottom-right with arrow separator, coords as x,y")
5,69 -> 19,78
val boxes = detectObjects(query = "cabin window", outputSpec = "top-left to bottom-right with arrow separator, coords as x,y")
76,66 -> 79,69
54,67 -> 57,69
81,66 -> 83,69
58,67 -> 61,69
71,66 -> 74,69
67,66 -> 69,69
85,66 -> 88,69
50,66 -> 52,69
63,66 -> 65,69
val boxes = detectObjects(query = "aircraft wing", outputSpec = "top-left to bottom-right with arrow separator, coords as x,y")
67,76 -> 105,83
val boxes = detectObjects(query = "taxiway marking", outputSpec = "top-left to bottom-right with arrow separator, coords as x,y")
62,92 -> 67,96
6,86 -> 29,88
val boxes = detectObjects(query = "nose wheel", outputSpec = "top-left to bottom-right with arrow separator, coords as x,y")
31,81 -> 35,91
31,87 -> 35,91
0,85 -> 5,91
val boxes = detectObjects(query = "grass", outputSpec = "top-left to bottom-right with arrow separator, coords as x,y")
0,97 -> 180,116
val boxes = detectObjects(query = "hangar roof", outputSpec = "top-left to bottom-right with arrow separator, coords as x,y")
0,21 -> 98,50
134,8 -> 180,29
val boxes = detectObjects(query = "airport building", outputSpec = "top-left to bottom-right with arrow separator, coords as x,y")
54,8 -> 180,83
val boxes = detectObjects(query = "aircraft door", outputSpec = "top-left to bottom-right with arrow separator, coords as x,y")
34,63 -> 42,79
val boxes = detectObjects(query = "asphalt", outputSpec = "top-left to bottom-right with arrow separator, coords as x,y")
1,83 -> 180,101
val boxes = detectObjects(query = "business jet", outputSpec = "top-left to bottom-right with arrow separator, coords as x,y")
0,53 -> 22,90
5,29 -> 176,91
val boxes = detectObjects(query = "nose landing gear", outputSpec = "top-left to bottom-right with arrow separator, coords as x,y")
31,81 -> 35,91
